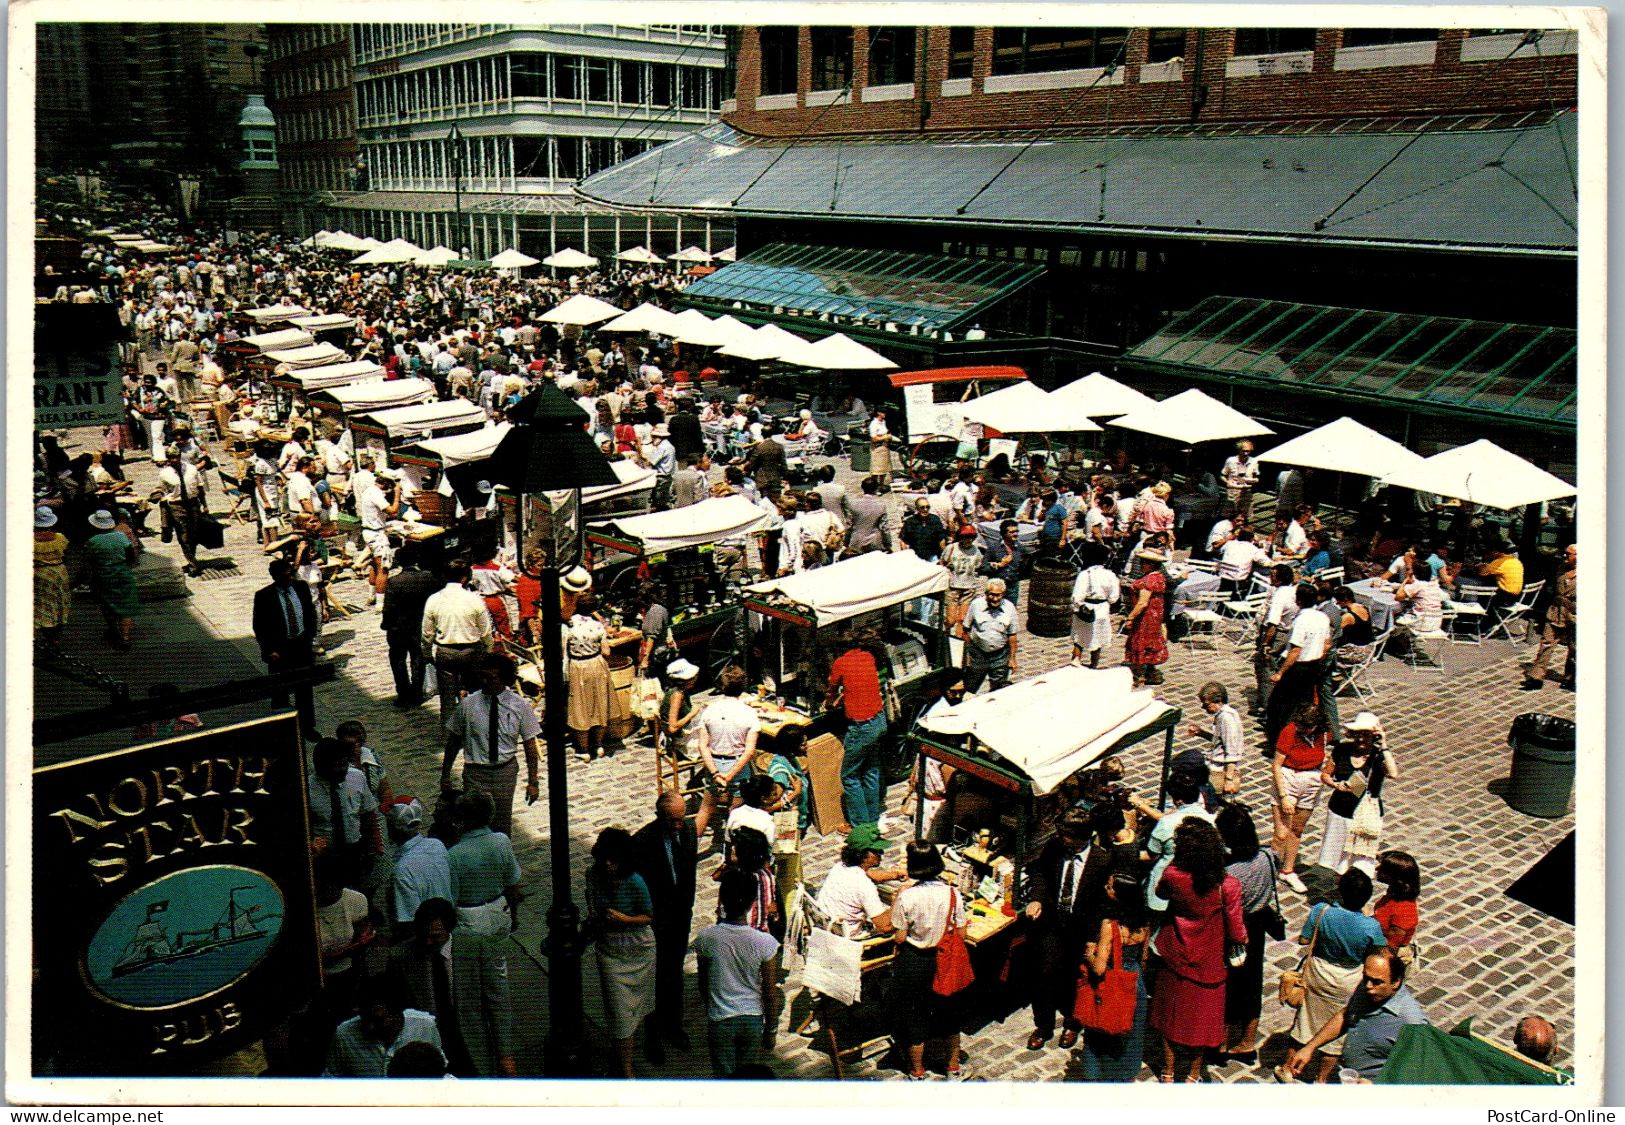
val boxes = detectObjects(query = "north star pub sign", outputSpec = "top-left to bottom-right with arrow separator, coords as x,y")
33,714 -> 320,1074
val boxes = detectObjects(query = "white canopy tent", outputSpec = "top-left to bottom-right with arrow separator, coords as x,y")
918,667 -> 1178,796
717,326 -> 791,362
397,422 -> 514,469
264,342 -> 348,369
244,304 -> 312,323
1378,439 -> 1577,511
711,314 -> 757,345
1256,416 -> 1429,479
669,245 -> 714,264
781,332 -> 898,371
1108,388 -> 1274,445
241,327 -> 315,352
714,246 -> 738,262
312,377 -> 437,414
752,323 -> 812,357
668,308 -> 734,347
351,398 -> 488,441
412,245 -> 460,267
298,231 -> 331,248
588,494 -> 772,555
582,459 -> 658,506
541,247 -> 598,268
282,360 -> 386,392
746,551 -> 950,628
314,230 -> 371,251
491,248 -> 541,269
288,313 -> 355,332
351,239 -> 424,265
599,302 -> 682,335
959,381 -> 1103,434
616,246 -> 665,264
1051,371 -> 1158,417
540,293 -> 624,326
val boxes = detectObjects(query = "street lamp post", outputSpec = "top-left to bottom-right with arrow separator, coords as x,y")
484,382 -> 618,1075
447,121 -> 468,258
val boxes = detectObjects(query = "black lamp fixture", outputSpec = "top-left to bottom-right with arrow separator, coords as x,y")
481,380 -> 615,1076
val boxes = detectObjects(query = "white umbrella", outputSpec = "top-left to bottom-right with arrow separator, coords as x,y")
487,248 -> 539,269
960,382 -> 1103,434
668,308 -> 733,347
1108,388 -> 1273,445
669,245 -> 714,264
351,238 -> 422,265
716,329 -> 785,362
599,302 -> 681,335
298,231 -> 327,248
539,293 -> 624,326
616,245 -> 665,264
1257,416 -> 1428,479
715,246 -> 738,262
1052,371 -> 1158,417
412,245 -> 460,267
711,314 -> 757,345
1378,439 -> 1576,511
782,332 -> 898,371
541,247 -> 598,269
752,323 -> 811,355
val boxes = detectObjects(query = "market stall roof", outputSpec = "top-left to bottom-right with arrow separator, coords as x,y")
1378,438 -> 1576,510
780,331 -> 899,371
288,313 -> 355,332
241,327 -> 316,352
351,398 -> 487,440
1124,296 -> 1578,433
283,360 -> 385,391
264,342 -> 348,369
541,247 -> 597,268
244,304 -> 312,322
918,666 -> 1177,796
680,241 -> 1044,335
396,422 -> 513,468
668,308 -> 734,347
616,245 -> 665,264
491,247 -> 542,268
587,494 -> 772,554
599,302 -> 682,334
1051,371 -> 1157,417
352,238 -> 424,265
540,293 -> 624,326
1108,387 -> 1275,445
745,550 -> 949,628
888,366 -> 1027,388
1256,416 -> 1429,478
311,377 -> 436,413
959,381 -> 1103,434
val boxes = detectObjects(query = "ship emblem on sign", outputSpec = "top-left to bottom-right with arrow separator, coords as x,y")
82,865 -> 285,1010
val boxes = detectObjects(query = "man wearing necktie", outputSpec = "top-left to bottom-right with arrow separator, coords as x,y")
252,559 -> 321,740
388,897 -> 517,1078
440,653 -> 540,839
632,791 -> 698,1063
1022,807 -> 1114,1051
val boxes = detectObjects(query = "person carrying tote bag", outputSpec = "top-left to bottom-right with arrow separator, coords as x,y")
1074,872 -> 1152,1082
891,842 -> 971,1081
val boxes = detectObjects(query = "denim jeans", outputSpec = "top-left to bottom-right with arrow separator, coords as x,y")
708,1014 -> 764,1077
840,713 -> 887,828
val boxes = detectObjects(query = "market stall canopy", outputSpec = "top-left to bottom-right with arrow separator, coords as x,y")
1377,438 -> 1576,510
1257,416 -> 1428,478
583,459 -> 658,506
888,366 -> 1027,388
541,247 -> 597,268
668,308 -> 734,347
959,381 -> 1102,434
412,245 -> 460,267
669,245 -> 714,263
540,293 -> 624,326
313,230 -> 371,251
918,666 -> 1177,796
284,360 -> 386,392
588,494 -> 772,554
351,398 -> 487,440
711,314 -> 756,344
352,238 -> 424,265
312,376 -> 436,413
616,245 -> 665,264
244,304 -> 313,323
288,313 -> 355,332
1108,387 -> 1274,445
714,245 -> 738,262
241,327 -> 316,352
746,550 -> 950,628
491,248 -> 542,268
600,302 -> 682,335
298,231 -> 329,248
264,342 -> 348,369
781,332 -> 899,371
1052,371 -> 1157,417
1376,1022 -> 1569,1086
397,422 -> 513,468
132,241 -> 178,252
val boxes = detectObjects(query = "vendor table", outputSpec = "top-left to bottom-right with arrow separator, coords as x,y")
1345,577 -> 1401,632
744,695 -> 813,738
975,519 -> 1039,557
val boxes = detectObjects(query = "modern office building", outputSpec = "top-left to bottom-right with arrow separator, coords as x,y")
264,24 -> 359,235
326,23 -> 734,260
579,25 -> 1582,461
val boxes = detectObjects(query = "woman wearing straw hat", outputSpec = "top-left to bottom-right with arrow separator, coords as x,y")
83,508 -> 139,651
33,507 -> 71,652
1122,540 -> 1172,688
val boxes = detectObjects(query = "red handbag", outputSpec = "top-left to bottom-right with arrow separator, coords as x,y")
931,888 -> 976,996
1073,921 -> 1139,1035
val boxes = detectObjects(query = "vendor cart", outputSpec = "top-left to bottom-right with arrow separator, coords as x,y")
308,376 -> 436,432
350,398 -> 487,462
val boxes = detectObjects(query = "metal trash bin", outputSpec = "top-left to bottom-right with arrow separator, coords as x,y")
847,423 -> 870,472
1505,713 -> 1576,818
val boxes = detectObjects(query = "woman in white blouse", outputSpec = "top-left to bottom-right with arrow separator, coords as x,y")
566,600 -> 616,761
891,841 -> 969,1080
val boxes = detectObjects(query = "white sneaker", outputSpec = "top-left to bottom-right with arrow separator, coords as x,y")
1280,871 -> 1308,894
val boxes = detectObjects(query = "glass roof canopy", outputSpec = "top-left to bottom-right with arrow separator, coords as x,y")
681,242 -> 1044,334
1124,296 -> 1576,431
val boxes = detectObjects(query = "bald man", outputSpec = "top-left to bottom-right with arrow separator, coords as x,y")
633,791 -> 699,1060
1514,1016 -> 1556,1064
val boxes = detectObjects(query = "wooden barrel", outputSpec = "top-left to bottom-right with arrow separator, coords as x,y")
607,655 -> 638,739
1027,557 -> 1077,638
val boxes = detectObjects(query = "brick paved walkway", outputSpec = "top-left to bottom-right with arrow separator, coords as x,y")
35,420 -> 1577,1084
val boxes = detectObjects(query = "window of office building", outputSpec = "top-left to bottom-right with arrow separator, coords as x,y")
1146,28 -> 1188,62
1341,28 -> 1438,47
513,134 -> 548,177
947,27 -> 976,78
810,26 -> 853,89
555,136 -> 583,179
584,58 -> 611,102
868,26 -> 916,85
991,27 -> 1127,74
722,26 -> 741,99
584,136 -> 617,174
620,59 -> 647,104
1232,28 -> 1317,55
680,66 -> 710,108
512,54 -> 547,97
651,62 -> 675,106
759,27 -> 799,95
553,55 -> 580,99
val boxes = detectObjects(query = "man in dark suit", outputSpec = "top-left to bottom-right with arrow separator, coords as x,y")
1021,806 -> 1116,1051
381,547 -> 440,708
743,422 -> 789,501
252,558 -> 320,739
667,396 -> 704,461
388,898 -> 516,1078
632,791 -> 698,1063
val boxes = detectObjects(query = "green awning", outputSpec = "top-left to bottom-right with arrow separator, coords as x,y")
1123,296 -> 1576,431
679,242 -> 1043,335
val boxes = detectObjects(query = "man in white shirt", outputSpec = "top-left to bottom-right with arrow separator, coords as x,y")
1253,564 -> 1301,718
815,826 -> 897,938
1218,528 -> 1273,595
440,653 -> 541,838
1205,514 -> 1237,557
285,456 -> 319,521
156,446 -> 207,575
323,981 -> 442,1077
1267,583 -> 1332,741
1221,441 -> 1260,520
692,869 -> 782,1078
421,561 -> 495,717
358,473 -> 401,608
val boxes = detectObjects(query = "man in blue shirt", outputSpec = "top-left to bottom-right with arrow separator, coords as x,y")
1039,489 -> 1070,555
1283,949 -> 1428,1082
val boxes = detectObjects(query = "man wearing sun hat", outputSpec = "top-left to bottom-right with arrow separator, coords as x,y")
642,423 -> 677,510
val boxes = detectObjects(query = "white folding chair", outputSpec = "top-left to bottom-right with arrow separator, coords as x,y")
1486,579 -> 1544,644
1312,566 -> 1345,584
1335,626 -> 1392,704
1223,590 -> 1270,649
1182,591 -> 1226,651
1447,583 -> 1497,644
1399,610 -> 1450,675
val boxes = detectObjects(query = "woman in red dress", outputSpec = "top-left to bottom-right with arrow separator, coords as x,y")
1123,543 -> 1172,687
1149,818 -> 1246,1082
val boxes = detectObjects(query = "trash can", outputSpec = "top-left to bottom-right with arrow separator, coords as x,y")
1505,713 -> 1576,818
847,423 -> 871,473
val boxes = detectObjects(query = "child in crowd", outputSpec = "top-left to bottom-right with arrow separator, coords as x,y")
1373,850 -> 1422,962
1185,681 -> 1244,796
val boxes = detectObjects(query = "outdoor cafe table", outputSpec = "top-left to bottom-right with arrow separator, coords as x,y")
1345,577 -> 1401,632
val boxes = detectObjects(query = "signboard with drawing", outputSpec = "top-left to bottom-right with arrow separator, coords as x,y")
31,714 -> 319,1075
903,383 -> 971,442
34,303 -> 125,431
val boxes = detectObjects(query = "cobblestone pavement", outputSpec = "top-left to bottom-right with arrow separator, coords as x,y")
36,417 -> 1578,1085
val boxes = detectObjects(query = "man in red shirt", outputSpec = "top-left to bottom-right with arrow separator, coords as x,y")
824,629 -> 889,833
